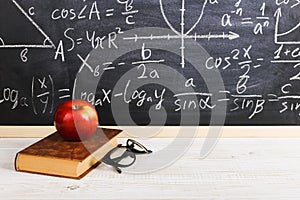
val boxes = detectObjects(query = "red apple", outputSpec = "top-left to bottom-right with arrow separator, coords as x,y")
54,99 -> 98,141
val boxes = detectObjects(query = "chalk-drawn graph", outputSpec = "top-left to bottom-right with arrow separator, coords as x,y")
0,0 -> 55,49
123,0 -> 240,68
274,7 -> 300,45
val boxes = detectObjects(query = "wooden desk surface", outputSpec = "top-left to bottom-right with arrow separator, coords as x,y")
1,137 -> 300,199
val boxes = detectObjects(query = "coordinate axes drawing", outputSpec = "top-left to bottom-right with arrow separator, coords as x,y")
0,0 -> 55,49
123,0 -> 240,68
274,7 -> 300,45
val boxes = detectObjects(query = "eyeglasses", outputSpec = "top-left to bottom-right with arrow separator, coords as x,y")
102,139 -> 152,173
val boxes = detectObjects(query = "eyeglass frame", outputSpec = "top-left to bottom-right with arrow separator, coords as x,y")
102,139 -> 152,173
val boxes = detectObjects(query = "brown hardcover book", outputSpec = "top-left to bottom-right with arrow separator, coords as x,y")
15,128 -> 122,179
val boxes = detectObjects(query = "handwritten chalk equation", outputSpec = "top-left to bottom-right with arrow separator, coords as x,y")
0,0 -> 300,124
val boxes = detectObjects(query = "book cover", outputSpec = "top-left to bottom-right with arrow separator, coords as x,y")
15,128 -> 122,179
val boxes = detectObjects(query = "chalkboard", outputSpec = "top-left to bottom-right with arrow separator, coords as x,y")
1,0 -> 300,125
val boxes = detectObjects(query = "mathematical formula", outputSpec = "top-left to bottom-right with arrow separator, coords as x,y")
1,0 -> 300,124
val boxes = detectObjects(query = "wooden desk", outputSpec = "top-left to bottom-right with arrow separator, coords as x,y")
1,136 -> 300,199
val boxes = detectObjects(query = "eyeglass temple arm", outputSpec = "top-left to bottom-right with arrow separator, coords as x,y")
130,148 -> 152,154
127,139 -> 153,154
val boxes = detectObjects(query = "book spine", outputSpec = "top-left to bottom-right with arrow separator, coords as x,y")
14,152 -> 20,171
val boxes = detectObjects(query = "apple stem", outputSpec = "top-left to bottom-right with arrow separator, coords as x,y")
72,105 -> 79,110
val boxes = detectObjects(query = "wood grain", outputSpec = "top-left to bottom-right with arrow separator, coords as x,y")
1,138 -> 300,199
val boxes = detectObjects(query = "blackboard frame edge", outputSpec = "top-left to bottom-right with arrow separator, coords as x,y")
0,126 -> 299,138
